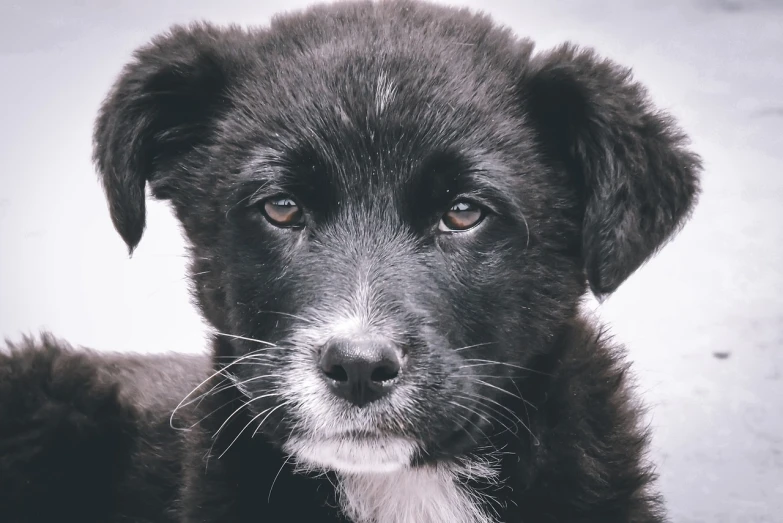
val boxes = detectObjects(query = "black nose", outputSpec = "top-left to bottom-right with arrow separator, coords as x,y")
319,337 -> 402,407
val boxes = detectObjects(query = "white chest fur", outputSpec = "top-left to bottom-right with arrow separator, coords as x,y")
337,462 -> 499,523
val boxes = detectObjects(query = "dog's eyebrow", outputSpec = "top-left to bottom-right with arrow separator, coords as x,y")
238,149 -> 288,182
229,165 -> 284,205
230,148 -> 319,203
456,170 -> 522,214
460,169 -> 530,245
431,151 -> 522,208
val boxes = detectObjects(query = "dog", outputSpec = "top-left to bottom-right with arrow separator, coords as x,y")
0,1 -> 701,522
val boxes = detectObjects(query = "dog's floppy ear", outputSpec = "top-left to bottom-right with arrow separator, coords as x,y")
521,44 -> 701,297
93,24 -> 245,253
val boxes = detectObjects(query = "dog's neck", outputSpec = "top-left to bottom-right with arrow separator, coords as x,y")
335,460 -> 501,523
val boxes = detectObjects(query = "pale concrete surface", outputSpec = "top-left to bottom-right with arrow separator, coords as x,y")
0,1 -> 781,521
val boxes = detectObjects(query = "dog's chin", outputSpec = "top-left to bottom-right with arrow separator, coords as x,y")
284,435 -> 418,475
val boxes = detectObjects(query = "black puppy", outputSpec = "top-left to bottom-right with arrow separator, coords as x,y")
0,1 -> 701,522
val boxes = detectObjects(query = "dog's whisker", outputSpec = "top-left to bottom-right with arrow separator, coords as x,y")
215,347 -> 282,360
187,396 -> 242,429
211,392 -> 282,444
507,376 -> 537,416
216,401 -> 286,460
452,342 -> 497,353
520,209 -> 531,249
174,368 -> 281,412
214,353 -> 280,368
455,392 -> 521,429
212,331 -> 278,347
447,410 -> 481,446
192,377 -> 231,410
252,401 -> 291,440
268,453 -> 293,503
257,310 -> 314,324
464,377 -> 522,401
447,400 -> 493,434
463,376 -> 539,411
229,373 -> 284,390
452,374 -> 509,378
225,192 -> 257,220
222,361 -> 275,368
460,358 -> 550,376
170,367 -> 241,430
458,373 -> 539,412
455,397 -> 518,437
219,355 -> 278,365
171,341 -> 286,428
455,392 -> 536,442
206,393 -> 285,465
214,347 -> 281,369
447,400 -> 501,446
458,390 -> 529,427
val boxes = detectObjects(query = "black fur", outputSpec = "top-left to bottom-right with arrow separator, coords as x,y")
1,1 -> 700,522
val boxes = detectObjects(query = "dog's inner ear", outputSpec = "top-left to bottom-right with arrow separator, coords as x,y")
521,45 -> 701,297
93,25 -> 238,253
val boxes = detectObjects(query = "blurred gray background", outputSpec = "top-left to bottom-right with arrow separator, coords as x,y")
1,0 -> 781,521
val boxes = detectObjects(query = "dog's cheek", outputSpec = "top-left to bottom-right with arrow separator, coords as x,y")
436,237 -> 524,339
445,237 -> 579,368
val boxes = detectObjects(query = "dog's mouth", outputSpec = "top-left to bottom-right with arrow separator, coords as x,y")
284,433 -> 419,474
282,403 -> 498,475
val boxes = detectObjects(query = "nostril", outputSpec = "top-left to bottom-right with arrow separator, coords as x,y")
319,336 -> 403,393
323,364 -> 348,382
370,362 -> 400,383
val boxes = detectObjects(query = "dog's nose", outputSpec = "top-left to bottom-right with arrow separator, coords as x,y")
319,337 -> 402,407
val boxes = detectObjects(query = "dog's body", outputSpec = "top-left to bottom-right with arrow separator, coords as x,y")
0,1 -> 700,522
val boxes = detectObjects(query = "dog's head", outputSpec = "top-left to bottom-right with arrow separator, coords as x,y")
93,2 -> 699,473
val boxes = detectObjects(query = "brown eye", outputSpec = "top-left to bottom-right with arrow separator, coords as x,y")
439,201 -> 484,232
262,197 -> 303,227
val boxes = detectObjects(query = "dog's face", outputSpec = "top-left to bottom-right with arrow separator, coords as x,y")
92,2 -> 699,474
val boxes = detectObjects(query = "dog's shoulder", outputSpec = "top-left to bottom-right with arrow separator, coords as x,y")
513,317 -> 665,521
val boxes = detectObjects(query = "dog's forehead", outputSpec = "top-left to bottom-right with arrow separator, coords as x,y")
226,43 -> 524,198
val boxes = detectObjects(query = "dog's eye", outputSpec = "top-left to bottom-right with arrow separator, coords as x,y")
439,201 -> 485,232
261,197 -> 304,227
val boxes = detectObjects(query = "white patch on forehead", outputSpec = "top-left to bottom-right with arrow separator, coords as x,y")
375,70 -> 397,115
